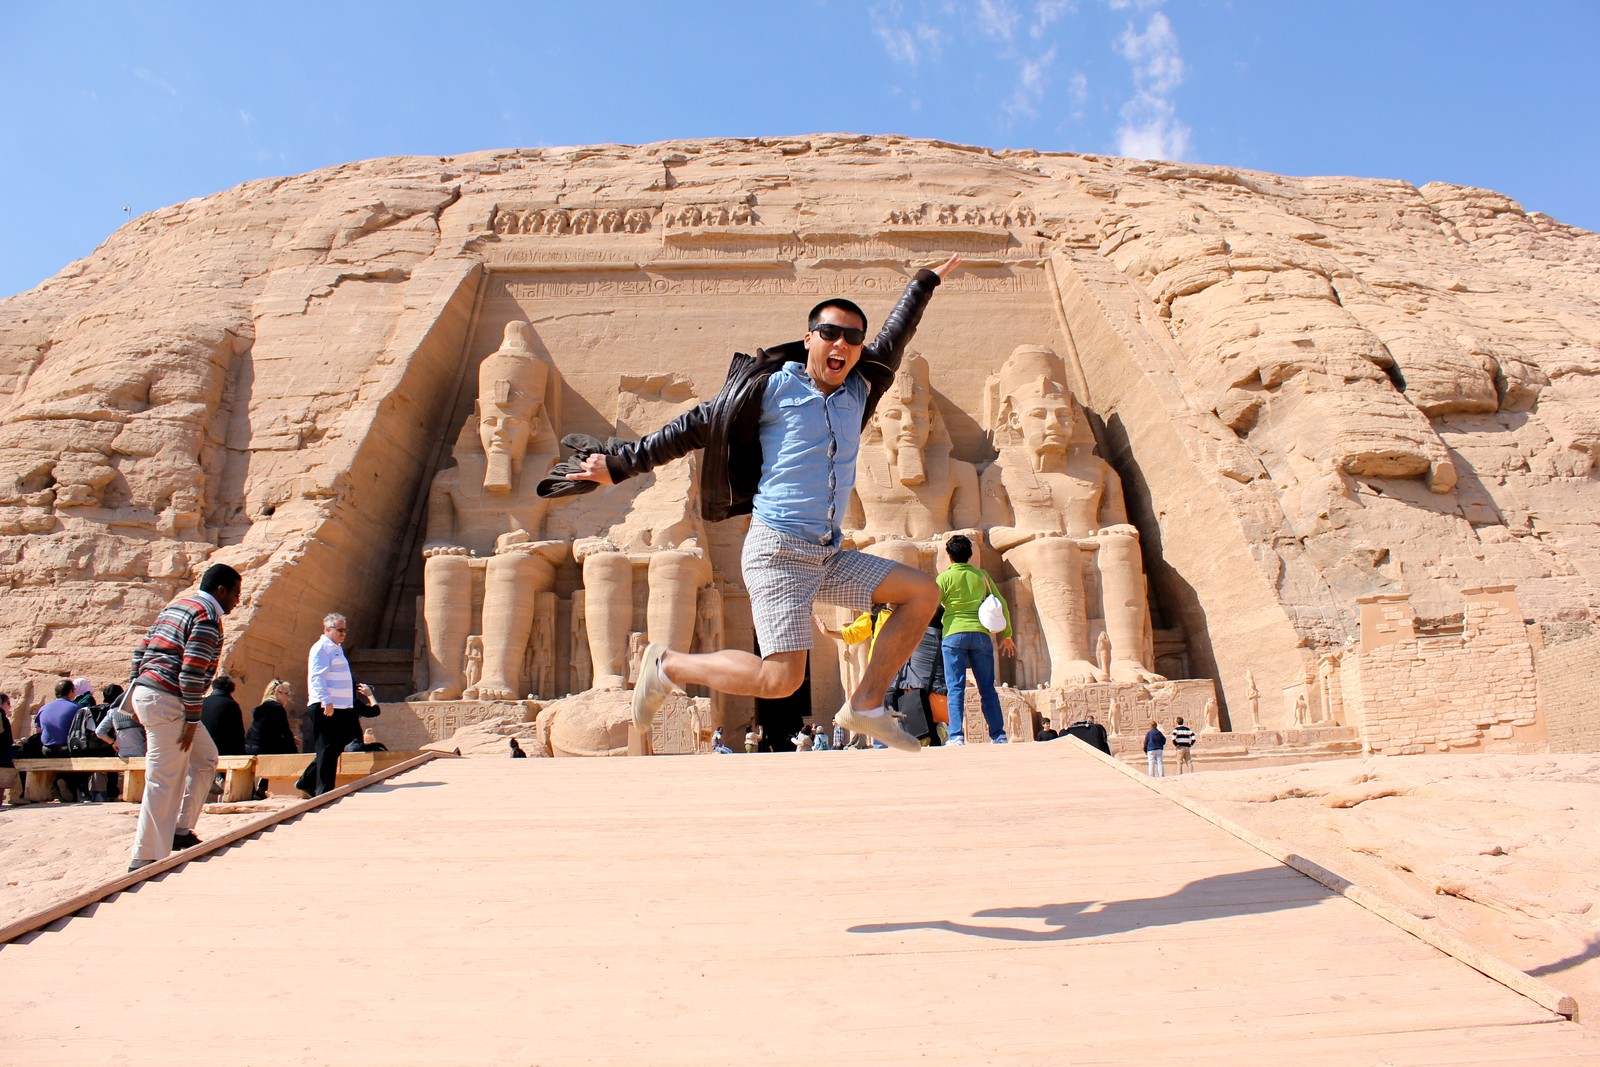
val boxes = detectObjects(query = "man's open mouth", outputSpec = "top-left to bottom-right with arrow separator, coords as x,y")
826,356 -> 846,372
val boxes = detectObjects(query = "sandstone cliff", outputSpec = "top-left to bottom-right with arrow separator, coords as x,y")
1,135 -> 1595,730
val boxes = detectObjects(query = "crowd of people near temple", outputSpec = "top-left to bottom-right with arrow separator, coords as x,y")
0,577 -> 389,872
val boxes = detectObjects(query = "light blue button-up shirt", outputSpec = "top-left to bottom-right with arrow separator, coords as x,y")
753,360 -> 868,545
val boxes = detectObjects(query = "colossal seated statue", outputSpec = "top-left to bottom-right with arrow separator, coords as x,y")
822,354 -> 980,700
981,344 -> 1163,688
414,321 -> 568,701
842,353 -> 982,573
573,375 -> 714,692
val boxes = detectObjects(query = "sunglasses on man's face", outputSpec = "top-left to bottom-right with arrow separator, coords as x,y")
810,323 -> 866,346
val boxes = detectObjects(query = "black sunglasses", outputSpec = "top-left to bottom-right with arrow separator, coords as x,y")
810,323 -> 866,345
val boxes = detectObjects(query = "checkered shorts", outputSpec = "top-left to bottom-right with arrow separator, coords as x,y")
743,519 -> 898,656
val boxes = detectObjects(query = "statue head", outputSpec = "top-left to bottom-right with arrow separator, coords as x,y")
874,353 -> 934,484
476,321 -> 550,493
993,345 -> 1090,462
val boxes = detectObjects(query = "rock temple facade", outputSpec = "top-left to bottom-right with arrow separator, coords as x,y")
1,135 -> 1596,755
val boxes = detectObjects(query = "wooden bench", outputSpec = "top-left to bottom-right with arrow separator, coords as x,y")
253,751 -> 425,796
14,756 -> 258,804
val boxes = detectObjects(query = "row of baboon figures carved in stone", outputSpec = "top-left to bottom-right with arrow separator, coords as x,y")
490,203 -> 758,235
490,202 -> 1039,236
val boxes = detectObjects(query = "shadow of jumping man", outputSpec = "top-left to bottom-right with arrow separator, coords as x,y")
848,867 -> 1331,942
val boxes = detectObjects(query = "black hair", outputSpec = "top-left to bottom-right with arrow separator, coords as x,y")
211,674 -> 236,695
54,678 -> 75,699
199,563 -> 242,595
807,298 -> 867,333
945,534 -> 973,563
102,683 -> 125,705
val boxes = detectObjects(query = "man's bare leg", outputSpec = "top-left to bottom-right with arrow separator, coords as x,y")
850,563 -> 941,710
659,648 -> 809,700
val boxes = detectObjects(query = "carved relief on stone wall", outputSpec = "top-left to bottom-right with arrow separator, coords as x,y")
663,203 -> 757,228
981,344 -> 1163,690
412,321 -> 570,702
882,204 -> 1038,227
492,205 -> 654,235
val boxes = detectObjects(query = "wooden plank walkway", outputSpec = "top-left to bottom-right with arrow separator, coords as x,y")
6,742 -> 1598,1065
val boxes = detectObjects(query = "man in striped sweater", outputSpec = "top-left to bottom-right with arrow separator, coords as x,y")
1171,716 -> 1198,774
126,564 -> 242,871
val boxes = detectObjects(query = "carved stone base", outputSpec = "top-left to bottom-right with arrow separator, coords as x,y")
390,698 -> 541,749
963,678 -> 1219,741
534,688 -> 711,757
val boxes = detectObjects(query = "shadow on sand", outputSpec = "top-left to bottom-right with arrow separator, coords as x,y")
848,867 -> 1329,942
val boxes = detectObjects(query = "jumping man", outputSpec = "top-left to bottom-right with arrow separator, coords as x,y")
570,255 -> 962,751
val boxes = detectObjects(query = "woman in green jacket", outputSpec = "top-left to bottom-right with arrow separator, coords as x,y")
934,534 -> 1016,744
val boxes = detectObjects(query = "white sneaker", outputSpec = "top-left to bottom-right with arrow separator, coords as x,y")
836,705 -> 921,753
947,736 -> 966,746
632,643 -> 671,733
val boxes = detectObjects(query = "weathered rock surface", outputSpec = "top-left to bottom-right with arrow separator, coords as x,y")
1166,755 -> 1600,1022
1,135 -> 1596,736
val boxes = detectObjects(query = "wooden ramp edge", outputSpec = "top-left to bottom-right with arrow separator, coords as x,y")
0,751 -> 442,947
1068,736 -> 1580,1020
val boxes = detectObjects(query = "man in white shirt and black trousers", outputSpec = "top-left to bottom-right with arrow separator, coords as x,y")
295,612 -> 380,797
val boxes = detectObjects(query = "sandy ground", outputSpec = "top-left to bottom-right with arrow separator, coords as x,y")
0,793 -> 299,931
5,752 -> 1598,1029
1163,753 -> 1600,1026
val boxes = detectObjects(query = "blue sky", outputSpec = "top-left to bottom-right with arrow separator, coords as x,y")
2,1 -> 1595,299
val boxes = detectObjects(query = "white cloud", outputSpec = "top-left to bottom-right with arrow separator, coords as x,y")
1031,0 -> 1075,37
134,67 -> 178,97
975,0 -> 1020,42
1113,10 -> 1190,159
238,109 -> 256,127
872,0 -> 945,66
1005,46 -> 1058,120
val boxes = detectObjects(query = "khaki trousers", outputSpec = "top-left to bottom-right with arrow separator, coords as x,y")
130,686 -> 218,864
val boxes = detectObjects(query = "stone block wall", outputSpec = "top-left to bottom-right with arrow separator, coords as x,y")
1536,632 -> 1600,753
1345,586 -> 1542,755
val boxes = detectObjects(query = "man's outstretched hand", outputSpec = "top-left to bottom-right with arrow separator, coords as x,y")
569,453 -> 615,486
931,254 -> 961,280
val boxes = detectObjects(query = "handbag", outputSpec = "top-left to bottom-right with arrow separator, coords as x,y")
977,572 -> 1008,634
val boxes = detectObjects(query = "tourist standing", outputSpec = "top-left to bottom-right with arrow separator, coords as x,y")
565,256 -> 962,753
1143,720 -> 1167,777
1171,717 -> 1197,773
126,564 -> 240,870
935,534 -> 1016,745
296,613 -> 380,797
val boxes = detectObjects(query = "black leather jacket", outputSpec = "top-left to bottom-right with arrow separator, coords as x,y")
603,268 -> 944,522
